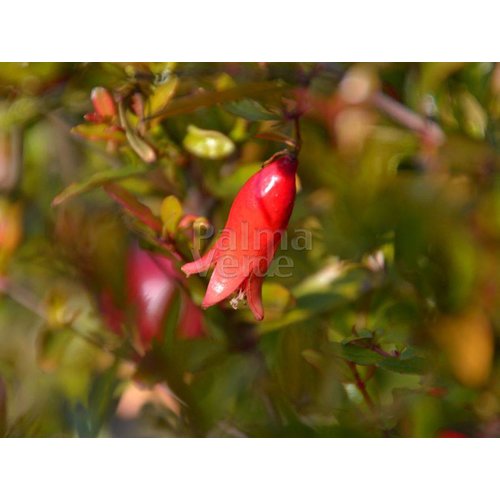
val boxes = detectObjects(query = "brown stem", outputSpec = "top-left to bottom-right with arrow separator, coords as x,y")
293,115 -> 302,155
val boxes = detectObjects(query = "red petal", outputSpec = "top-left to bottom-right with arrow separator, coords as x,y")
181,247 -> 217,277
245,273 -> 264,321
202,256 -> 247,309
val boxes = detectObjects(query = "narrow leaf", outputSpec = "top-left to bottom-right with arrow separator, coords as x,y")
149,76 -> 179,116
378,356 -> 427,375
224,99 -> 281,121
103,183 -> 162,232
147,81 -> 286,121
52,165 -> 149,206
71,123 -> 124,142
255,131 -> 296,148
339,343 -> 385,365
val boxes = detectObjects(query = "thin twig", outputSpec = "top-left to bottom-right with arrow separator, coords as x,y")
371,92 -> 445,147
293,115 -> 302,154
316,63 -> 446,148
347,361 -> 375,410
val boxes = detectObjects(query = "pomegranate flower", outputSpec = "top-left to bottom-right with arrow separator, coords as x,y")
181,151 -> 298,321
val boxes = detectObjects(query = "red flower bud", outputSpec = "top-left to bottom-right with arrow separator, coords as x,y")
90,87 -> 116,119
182,151 -> 298,321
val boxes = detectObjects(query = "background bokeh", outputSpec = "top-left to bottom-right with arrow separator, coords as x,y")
0,62 -> 499,437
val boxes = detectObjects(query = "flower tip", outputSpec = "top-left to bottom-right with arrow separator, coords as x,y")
201,296 -> 216,310
253,311 -> 264,321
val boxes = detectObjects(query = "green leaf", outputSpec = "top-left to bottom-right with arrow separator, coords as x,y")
339,344 -> 385,365
147,81 -> 285,121
51,165 -> 149,206
148,76 -> 179,117
71,123 -> 124,142
378,356 -> 427,375
224,99 -> 281,121
183,125 -> 235,160
341,329 -> 374,345
160,195 -> 183,237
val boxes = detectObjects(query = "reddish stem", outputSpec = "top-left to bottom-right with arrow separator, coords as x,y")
347,361 -> 375,410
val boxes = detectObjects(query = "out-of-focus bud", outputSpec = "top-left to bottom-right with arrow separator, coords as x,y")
90,87 -> 116,119
126,245 -> 177,346
77,88 -> 124,150
100,244 -> 204,351
431,307 -> 494,387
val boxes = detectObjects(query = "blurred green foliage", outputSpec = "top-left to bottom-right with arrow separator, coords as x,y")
0,62 -> 499,437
